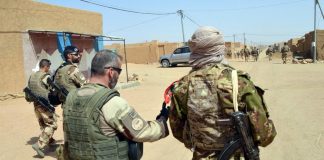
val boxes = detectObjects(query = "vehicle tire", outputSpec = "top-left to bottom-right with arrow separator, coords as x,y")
161,59 -> 170,68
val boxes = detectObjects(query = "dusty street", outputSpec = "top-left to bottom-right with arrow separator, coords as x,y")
1,53 -> 324,160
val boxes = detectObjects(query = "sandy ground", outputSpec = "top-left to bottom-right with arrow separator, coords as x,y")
1,52 -> 324,160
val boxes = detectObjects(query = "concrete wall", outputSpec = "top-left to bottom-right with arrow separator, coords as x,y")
106,41 -> 182,64
0,0 -> 102,94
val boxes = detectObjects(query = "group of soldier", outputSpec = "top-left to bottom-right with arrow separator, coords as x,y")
234,46 -> 260,62
266,42 -> 290,64
25,26 -> 277,160
25,46 -> 87,157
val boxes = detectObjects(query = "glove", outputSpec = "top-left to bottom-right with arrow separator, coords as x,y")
156,102 -> 169,121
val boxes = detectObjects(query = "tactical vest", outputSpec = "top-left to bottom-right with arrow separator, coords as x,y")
28,71 -> 50,101
63,84 -> 129,160
282,45 -> 289,53
54,64 -> 78,92
186,63 -> 236,150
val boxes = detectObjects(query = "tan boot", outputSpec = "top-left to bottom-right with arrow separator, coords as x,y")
32,143 -> 45,158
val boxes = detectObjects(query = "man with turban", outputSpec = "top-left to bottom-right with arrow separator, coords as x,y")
167,26 -> 276,160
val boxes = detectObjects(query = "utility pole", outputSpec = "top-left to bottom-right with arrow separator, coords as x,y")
177,10 -> 186,46
233,34 -> 236,58
313,0 -> 317,62
243,33 -> 246,47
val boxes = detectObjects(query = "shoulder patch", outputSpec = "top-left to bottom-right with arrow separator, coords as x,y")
131,118 -> 144,131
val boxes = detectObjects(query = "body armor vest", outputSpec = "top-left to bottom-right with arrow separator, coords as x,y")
63,84 -> 129,160
28,71 -> 50,101
54,64 -> 78,92
187,64 -> 236,150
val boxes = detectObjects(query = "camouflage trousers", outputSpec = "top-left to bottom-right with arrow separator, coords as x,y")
192,148 -> 220,160
34,104 -> 57,149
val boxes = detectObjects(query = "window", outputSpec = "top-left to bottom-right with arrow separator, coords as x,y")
174,48 -> 181,54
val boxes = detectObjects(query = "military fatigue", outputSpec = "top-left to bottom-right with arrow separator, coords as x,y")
243,48 -> 250,62
54,62 -> 86,95
28,71 -> 57,150
281,45 -> 290,64
63,83 -> 168,159
169,63 -> 276,160
251,49 -> 259,62
266,47 -> 273,61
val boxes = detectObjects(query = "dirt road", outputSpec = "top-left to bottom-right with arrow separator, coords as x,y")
1,53 -> 323,160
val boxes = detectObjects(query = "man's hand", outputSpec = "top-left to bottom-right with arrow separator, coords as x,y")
156,102 -> 169,121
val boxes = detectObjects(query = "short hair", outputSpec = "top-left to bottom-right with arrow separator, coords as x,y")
284,42 -> 287,45
91,49 -> 123,76
39,59 -> 51,68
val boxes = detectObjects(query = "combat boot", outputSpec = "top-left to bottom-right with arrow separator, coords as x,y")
32,143 -> 45,158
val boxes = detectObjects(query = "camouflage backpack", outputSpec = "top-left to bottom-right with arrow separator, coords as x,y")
168,63 -> 276,150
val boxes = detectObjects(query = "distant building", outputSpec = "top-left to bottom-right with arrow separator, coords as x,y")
0,0 -> 103,95
106,40 -> 183,64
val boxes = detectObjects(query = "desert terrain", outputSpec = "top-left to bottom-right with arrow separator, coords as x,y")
0,52 -> 323,160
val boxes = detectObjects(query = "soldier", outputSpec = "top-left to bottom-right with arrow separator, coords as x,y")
60,50 -> 169,159
53,45 -> 86,102
25,59 -> 57,158
167,26 -> 276,160
281,42 -> 290,64
251,47 -> 259,62
266,45 -> 274,61
243,45 -> 250,62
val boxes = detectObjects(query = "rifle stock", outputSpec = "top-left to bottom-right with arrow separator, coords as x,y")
231,111 -> 259,160
23,87 -> 55,113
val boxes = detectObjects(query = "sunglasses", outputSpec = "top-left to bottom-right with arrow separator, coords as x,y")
104,66 -> 122,74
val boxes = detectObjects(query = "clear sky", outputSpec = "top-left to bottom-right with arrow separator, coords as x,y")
39,0 -> 322,45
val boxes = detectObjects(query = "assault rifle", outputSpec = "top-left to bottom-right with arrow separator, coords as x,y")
23,87 -> 55,113
218,112 -> 259,160
46,78 -> 68,99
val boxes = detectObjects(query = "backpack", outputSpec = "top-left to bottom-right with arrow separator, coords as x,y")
168,65 -> 277,149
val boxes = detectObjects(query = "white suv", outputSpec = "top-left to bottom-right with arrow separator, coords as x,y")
159,46 -> 191,67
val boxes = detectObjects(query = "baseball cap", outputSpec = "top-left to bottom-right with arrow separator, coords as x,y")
64,45 -> 79,55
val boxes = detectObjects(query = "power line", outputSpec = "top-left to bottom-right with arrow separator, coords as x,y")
106,15 -> 171,33
79,0 -> 176,15
246,33 -> 304,37
188,0 -> 307,12
316,0 -> 324,20
183,13 -> 201,27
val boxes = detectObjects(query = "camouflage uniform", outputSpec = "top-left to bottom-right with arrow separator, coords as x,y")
62,83 -> 168,159
251,48 -> 259,62
169,63 -> 276,160
243,48 -> 250,62
266,47 -> 273,61
281,45 -> 290,64
53,62 -> 86,102
28,71 -> 57,150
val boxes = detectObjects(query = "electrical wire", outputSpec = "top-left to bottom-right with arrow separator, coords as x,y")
183,13 -> 201,27
316,0 -> 324,20
79,0 -> 176,15
106,15 -> 171,33
188,0 -> 308,12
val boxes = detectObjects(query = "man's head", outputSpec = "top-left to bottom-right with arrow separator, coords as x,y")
188,26 -> 226,68
63,45 -> 81,63
284,42 -> 287,45
39,59 -> 51,73
91,49 -> 123,89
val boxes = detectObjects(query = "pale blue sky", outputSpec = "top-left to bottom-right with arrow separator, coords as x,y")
39,0 -> 322,45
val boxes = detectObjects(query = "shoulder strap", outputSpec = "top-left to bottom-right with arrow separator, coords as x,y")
231,70 -> 239,112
